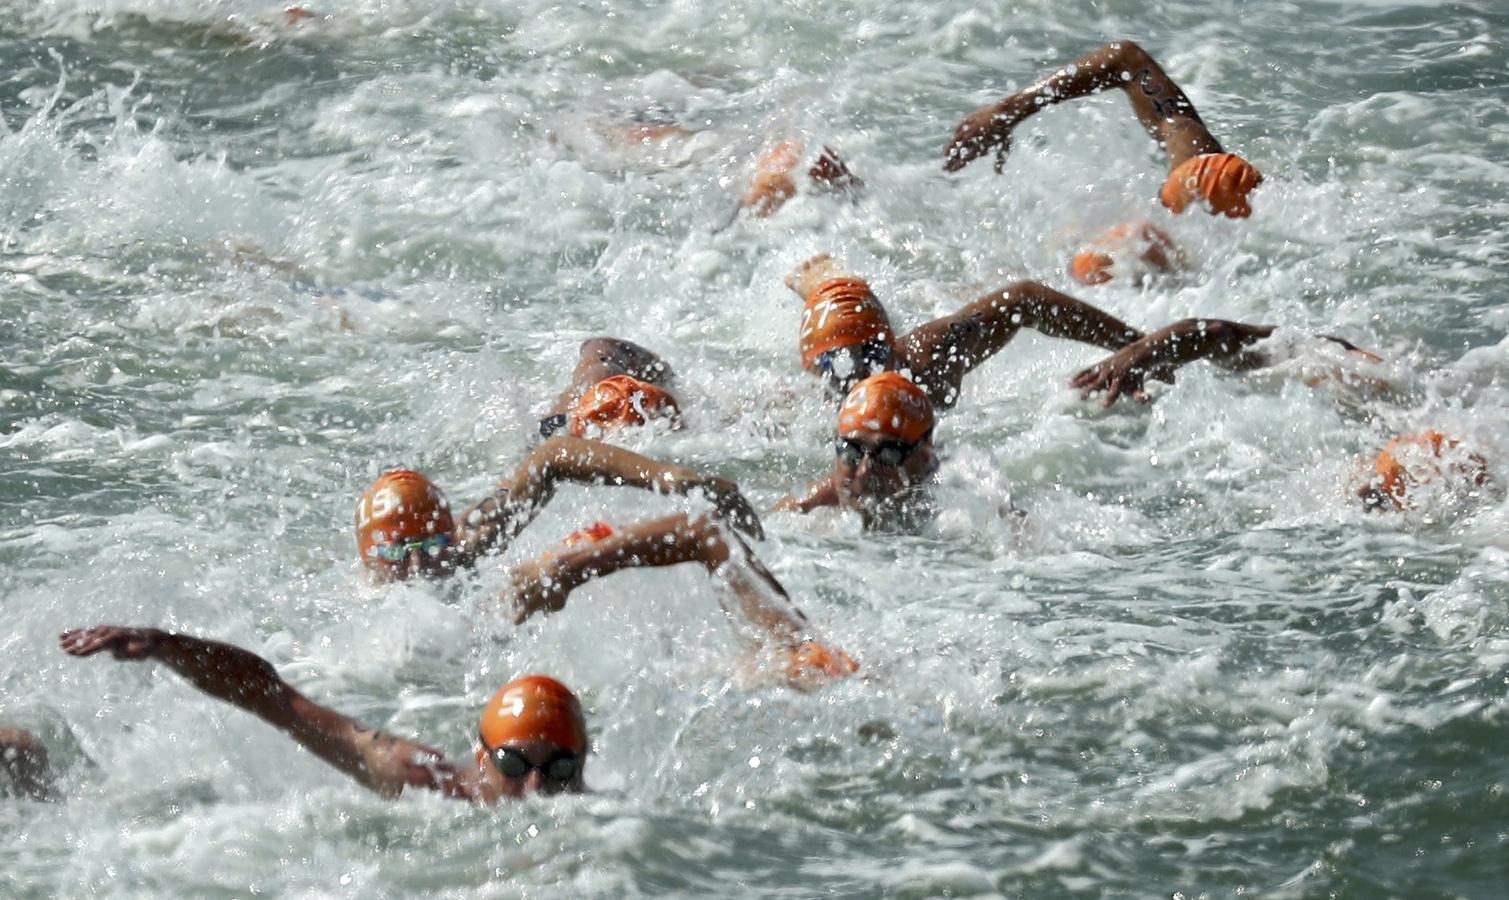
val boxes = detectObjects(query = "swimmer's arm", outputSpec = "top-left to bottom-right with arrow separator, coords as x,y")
945,40 -> 1221,173
1071,319 -> 1276,406
509,437 -> 763,538
773,475 -> 840,514
508,513 -> 807,641
454,437 -> 762,561
58,627 -> 480,801
898,281 -> 1143,408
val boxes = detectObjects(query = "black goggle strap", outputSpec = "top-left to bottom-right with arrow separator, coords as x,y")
539,413 -> 569,438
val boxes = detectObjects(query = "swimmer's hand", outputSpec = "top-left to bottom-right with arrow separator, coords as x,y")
60,626 -> 164,660
1071,343 -> 1178,407
944,99 -> 1023,174
508,559 -> 570,625
679,474 -> 764,541
783,253 -> 845,299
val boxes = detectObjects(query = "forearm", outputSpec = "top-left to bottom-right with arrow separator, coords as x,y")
1001,43 -> 1142,122
986,282 -> 1144,350
552,513 -> 721,588
1007,42 -> 1215,152
515,437 -> 689,505
1133,319 -> 1277,370
152,632 -> 295,722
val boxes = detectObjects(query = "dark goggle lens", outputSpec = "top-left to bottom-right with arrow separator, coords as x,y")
836,438 -> 915,468
815,342 -> 889,379
372,534 -> 451,562
491,747 -> 579,782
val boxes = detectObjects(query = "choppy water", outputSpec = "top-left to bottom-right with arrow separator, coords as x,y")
2,0 -> 1507,896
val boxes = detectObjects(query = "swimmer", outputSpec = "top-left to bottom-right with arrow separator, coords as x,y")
356,436 -> 760,582
0,726 -> 55,801
1068,318 -> 1385,406
741,140 -> 864,218
1357,431 -> 1492,512
775,371 -> 939,532
788,254 -> 1144,407
538,338 -> 681,440
59,627 -> 587,802
572,109 -> 861,220
508,512 -> 858,688
945,41 -> 1263,284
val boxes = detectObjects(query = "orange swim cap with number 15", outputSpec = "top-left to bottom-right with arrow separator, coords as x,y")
354,470 -> 455,569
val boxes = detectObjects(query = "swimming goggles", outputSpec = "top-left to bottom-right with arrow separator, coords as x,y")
370,534 -> 452,562
835,437 -> 919,469
813,341 -> 892,381
484,742 -> 581,782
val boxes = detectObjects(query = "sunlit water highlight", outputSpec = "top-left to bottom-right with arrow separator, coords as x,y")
2,1 -> 1507,896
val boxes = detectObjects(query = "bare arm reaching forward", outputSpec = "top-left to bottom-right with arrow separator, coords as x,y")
59,627 -> 483,801
452,436 -> 763,566
507,514 -> 856,685
1070,318 -> 1277,406
945,40 -> 1222,173
897,281 -> 1145,408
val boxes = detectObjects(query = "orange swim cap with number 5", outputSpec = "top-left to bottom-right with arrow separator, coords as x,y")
838,371 -> 934,443
478,675 -> 588,755
1160,153 -> 1263,218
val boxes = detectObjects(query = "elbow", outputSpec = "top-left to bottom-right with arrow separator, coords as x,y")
1106,40 -> 1148,65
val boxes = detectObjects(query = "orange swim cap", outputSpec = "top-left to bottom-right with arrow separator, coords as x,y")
838,371 -> 934,443
1160,153 -> 1264,218
560,521 -> 616,548
355,470 -> 455,568
568,375 -> 680,438
1368,431 -> 1490,511
743,140 -> 804,216
782,640 -> 859,683
799,278 -> 894,370
1068,221 -> 1181,286
479,675 -> 588,755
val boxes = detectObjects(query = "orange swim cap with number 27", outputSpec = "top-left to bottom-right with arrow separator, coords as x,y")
799,278 -> 894,371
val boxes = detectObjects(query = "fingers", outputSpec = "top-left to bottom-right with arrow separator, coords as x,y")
1103,375 -> 1124,408
714,491 -> 765,542
59,626 -> 114,657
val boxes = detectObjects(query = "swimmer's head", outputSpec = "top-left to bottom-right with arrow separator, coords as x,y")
1069,221 -> 1180,285
800,278 -> 897,394
834,372 -> 937,517
782,640 -> 859,689
1160,153 -> 1263,219
568,375 -> 681,439
1358,430 -> 1491,512
743,140 -> 805,216
355,470 -> 456,581
1069,248 -> 1117,286
477,675 -> 588,797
